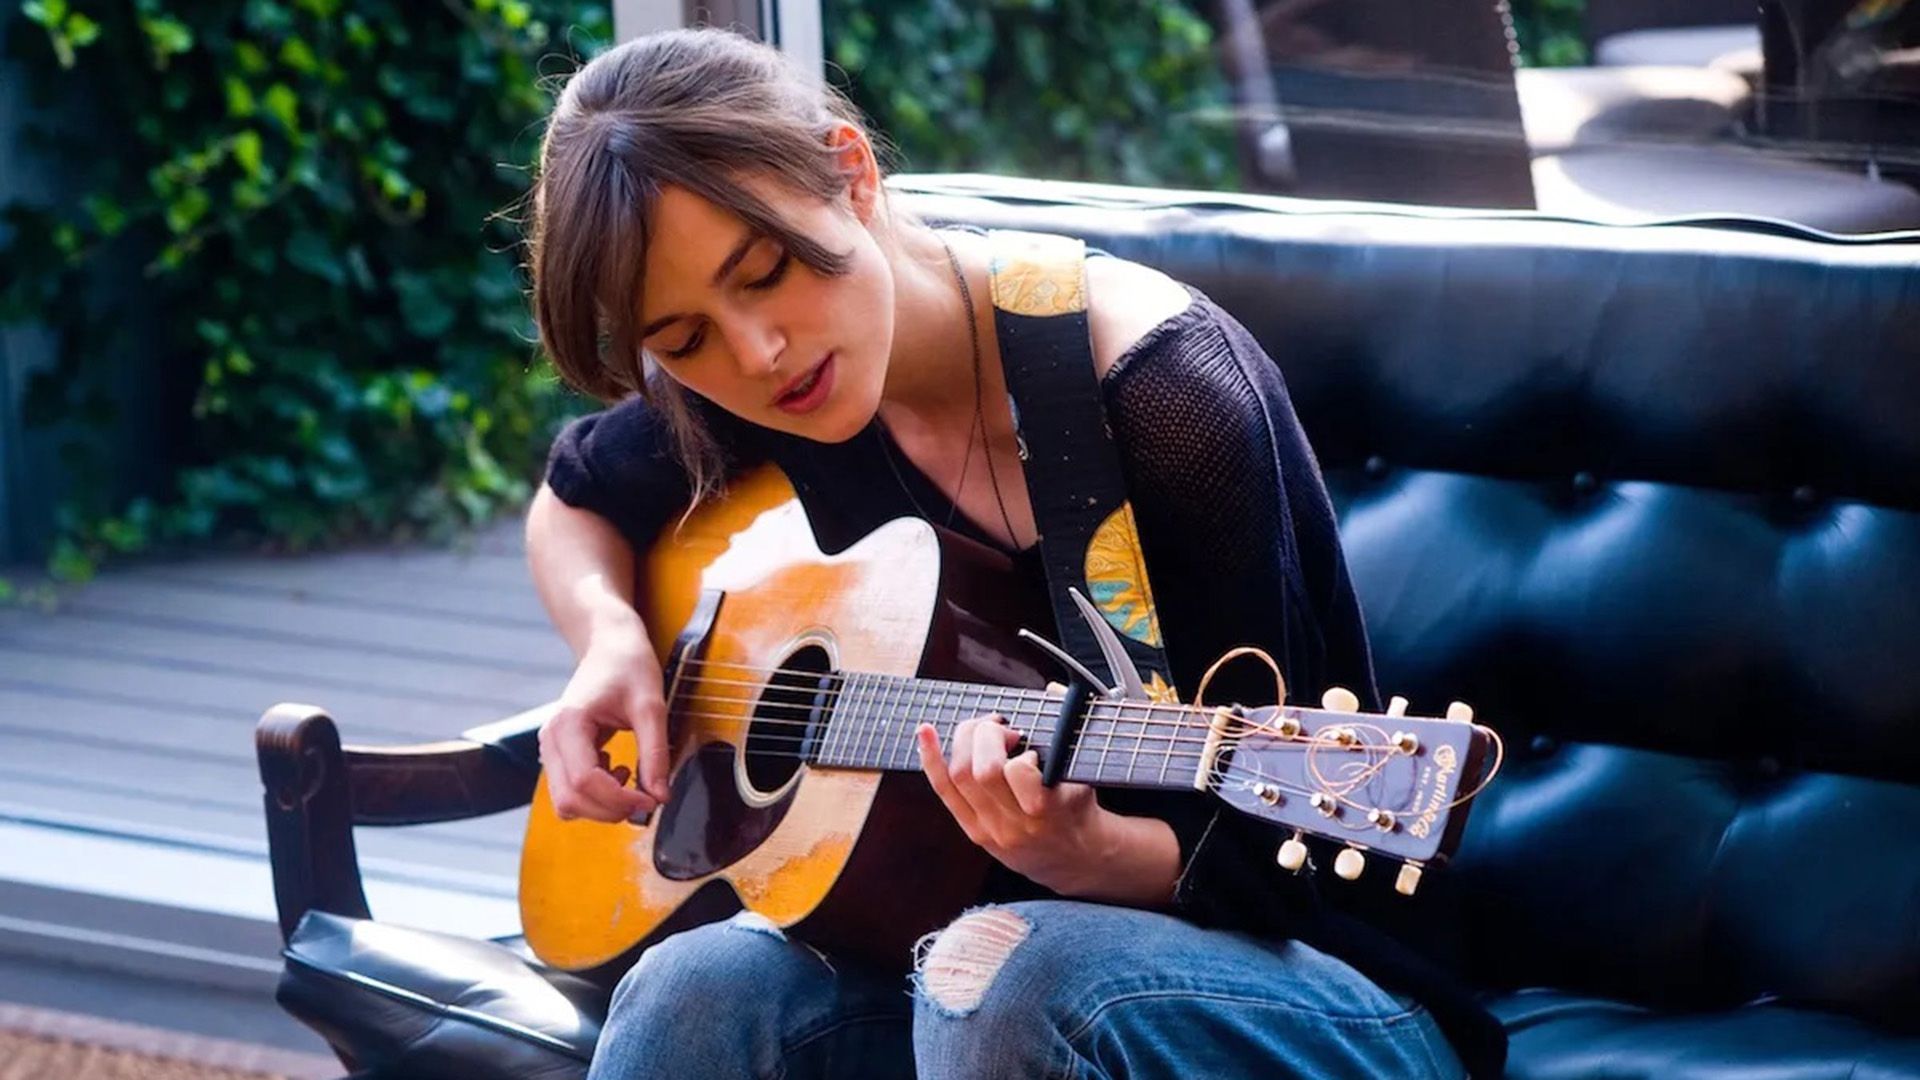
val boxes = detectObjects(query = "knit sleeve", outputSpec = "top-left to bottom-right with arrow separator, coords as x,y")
1097,292 -> 1382,935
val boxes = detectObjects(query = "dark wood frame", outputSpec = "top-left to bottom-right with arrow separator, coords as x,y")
255,702 -> 546,943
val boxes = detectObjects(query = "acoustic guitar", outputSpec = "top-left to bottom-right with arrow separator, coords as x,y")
520,464 -> 1500,973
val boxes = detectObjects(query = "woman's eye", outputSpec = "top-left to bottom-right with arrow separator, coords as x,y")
745,250 -> 792,291
663,330 -> 704,359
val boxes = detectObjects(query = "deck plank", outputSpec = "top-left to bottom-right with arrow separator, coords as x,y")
29,577 -> 573,670
0,607 -> 563,704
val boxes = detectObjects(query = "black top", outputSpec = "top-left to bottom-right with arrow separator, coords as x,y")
545,269 -> 1507,1077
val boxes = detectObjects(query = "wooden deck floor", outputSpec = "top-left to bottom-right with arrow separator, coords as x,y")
0,519 -> 573,899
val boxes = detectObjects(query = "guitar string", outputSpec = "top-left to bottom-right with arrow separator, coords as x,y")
615,718 -> 1345,804
673,656 -> 1417,730
665,677 -> 1407,752
662,693 -> 1398,755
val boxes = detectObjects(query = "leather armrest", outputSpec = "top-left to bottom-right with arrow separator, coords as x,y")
255,703 -> 551,942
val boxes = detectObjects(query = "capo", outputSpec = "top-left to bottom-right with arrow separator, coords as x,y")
1018,586 -> 1166,788
1043,677 -> 1093,788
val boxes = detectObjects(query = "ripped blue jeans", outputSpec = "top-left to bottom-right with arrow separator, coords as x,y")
586,899 -> 1465,1080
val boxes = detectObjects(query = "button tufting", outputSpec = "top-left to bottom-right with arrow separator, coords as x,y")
1756,755 -> 1781,778
1529,734 -> 1558,756
1791,485 -> 1818,507
1571,471 -> 1598,495
1364,454 -> 1388,478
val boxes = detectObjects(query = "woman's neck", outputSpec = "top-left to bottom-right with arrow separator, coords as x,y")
878,224 -> 998,438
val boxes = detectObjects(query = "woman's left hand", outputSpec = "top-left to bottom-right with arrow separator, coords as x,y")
915,714 -> 1124,898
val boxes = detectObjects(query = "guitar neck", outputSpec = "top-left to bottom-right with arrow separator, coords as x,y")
811,671 -> 1209,792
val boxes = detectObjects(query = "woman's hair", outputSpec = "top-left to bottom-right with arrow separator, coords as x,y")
527,27 -> 889,503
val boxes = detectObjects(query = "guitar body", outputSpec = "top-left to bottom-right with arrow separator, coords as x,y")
520,465 -> 1055,974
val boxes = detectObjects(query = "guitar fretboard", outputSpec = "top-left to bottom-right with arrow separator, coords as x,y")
812,672 -> 1206,790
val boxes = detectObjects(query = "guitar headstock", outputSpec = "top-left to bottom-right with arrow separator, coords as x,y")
1208,688 -> 1498,896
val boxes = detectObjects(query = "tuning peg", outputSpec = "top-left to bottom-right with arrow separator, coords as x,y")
1445,701 -> 1474,723
1277,832 -> 1309,872
1395,862 -> 1424,896
1334,847 -> 1367,880
1386,695 -> 1409,717
1320,686 -> 1360,713
1045,681 -> 1067,694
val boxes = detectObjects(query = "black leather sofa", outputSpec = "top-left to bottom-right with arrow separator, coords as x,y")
258,172 -> 1920,1079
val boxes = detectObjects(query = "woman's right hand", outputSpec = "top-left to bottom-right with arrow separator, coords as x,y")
538,613 -> 671,823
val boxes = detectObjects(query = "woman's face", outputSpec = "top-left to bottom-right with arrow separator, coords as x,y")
633,174 -> 895,443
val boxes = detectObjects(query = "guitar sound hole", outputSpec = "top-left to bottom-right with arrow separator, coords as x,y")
744,644 -> 834,794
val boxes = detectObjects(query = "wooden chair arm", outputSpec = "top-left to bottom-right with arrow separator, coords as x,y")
254,702 -> 552,942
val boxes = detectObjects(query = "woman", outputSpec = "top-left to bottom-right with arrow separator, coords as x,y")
524,26 -> 1502,1080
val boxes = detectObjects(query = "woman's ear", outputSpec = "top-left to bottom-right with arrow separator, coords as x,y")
825,123 -> 880,225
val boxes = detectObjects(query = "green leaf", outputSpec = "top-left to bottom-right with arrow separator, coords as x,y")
234,41 -> 270,75
263,83 -> 300,136
140,16 -> 193,60
64,12 -> 100,48
279,37 -> 319,74
164,186 -> 210,234
22,1 -> 67,30
225,76 -> 257,117
232,129 -> 265,177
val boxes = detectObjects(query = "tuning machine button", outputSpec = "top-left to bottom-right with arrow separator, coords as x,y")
1395,862 -> 1424,896
1277,832 -> 1309,872
1386,695 -> 1410,717
1320,686 -> 1360,713
1392,731 -> 1419,754
1334,847 -> 1367,880
1446,701 -> 1475,723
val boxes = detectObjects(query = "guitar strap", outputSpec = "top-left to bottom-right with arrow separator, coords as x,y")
986,228 -> 1180,705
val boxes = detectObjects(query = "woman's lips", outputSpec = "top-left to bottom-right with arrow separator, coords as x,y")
774,353 -> 835,415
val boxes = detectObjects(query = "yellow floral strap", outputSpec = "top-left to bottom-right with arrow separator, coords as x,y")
987,229 -> 1178,703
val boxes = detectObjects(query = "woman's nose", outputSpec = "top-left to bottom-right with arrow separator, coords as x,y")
725,317 -> 787,379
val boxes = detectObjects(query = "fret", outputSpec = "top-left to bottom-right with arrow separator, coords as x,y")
904,678 -> 934,771
1096,706 -> 1118,786
1004,685 -> 1032,760
832,671 -> 861,769
885,677 -> 910,772
850,674 -> 879,769
892,675 -> 918,769
887,677 -> 912,771
940,681 -> 974,764
819,672 -> 844,767
827,673 -> 862,768
865,674 -> 899,771
1156,703 -> 1179,787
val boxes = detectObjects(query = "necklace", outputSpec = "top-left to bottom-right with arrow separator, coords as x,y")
875,231 -> 1023,550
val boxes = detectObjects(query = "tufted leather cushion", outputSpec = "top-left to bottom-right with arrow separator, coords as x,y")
895,174 -> 1920,1073
277,912 -> 601,1079
1492,989 -> 1920,1079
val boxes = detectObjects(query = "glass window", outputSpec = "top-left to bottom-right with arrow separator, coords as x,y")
818,0 -> 1920,234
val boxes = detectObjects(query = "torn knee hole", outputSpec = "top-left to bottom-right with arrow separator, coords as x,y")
913,908 -> 1031,1013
